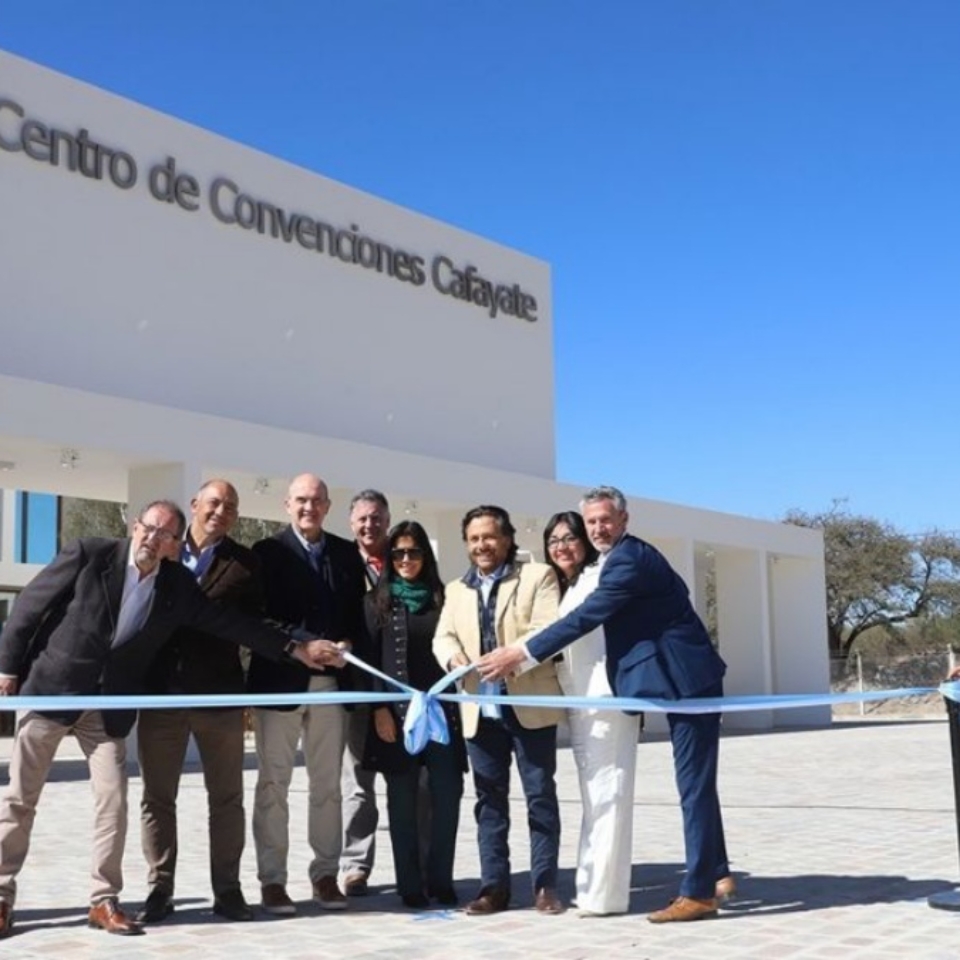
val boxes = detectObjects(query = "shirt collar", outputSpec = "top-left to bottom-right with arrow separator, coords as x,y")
463,561 -> 513,590
125,541 -> 161,584
291,526 -> 325,555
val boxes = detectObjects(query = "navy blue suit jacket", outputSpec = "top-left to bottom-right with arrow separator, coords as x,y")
526,534 -> 726,700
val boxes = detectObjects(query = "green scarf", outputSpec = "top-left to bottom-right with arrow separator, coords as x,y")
390,577 -> 432,614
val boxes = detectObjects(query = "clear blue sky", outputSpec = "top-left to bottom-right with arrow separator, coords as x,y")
3,1 -> 958,533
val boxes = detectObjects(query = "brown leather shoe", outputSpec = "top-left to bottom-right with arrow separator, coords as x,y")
0,900 -> 12,939
261,884 -> 297,916
312,875 -> 348,910
534,887 -> 565,915
465,887 -> 510,915
88,898 -> 145,935
715,875 -> 737,902
342,872 -> 369,897
647,896 -> 718,923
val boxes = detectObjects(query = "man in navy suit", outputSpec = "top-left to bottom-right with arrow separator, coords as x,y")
477,486 -> 732,922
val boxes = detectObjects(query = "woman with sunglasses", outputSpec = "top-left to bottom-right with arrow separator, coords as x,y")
543,512 -> 641,916
362,521 -> 466,909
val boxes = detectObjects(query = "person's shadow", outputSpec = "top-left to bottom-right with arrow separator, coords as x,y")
625,862 -> 957,916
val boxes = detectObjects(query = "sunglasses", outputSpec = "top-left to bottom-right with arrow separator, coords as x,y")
391,547 -> 424,561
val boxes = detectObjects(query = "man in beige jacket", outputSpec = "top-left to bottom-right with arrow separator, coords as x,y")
433,505 -> 565,916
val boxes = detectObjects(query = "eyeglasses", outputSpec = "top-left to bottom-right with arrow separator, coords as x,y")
391,548 -> 424,561
137,521 -> 181,544
546,534 -> 580,549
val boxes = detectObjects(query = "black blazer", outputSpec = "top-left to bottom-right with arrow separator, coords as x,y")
360,594 -> 467,776
0,537 -> 294,736
246,526 -> 366,705
146,536 -> 264,696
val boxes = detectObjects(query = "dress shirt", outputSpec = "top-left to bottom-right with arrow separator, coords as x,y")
113,544 -> 160,647
291,528 -> 325,570
477,565 -> 509,719
181,535 -> 219,581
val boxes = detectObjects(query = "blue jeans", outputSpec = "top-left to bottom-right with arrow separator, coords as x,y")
466,708 -> 560,897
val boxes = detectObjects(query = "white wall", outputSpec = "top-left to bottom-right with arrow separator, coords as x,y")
0,50 -> 833,728
0,50 -> 555,478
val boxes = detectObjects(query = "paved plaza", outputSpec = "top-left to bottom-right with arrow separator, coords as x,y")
2,715 -> 959,959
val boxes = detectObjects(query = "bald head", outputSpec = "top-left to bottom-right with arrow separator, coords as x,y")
189,478 -> 240,549
285,473 -> 331,543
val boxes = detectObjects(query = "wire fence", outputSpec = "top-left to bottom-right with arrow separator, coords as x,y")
830,649 -> 953,718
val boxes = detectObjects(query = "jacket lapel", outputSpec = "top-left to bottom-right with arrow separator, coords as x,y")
101,539 -> 129,633
199,545 -> 231,593
495,572 -> 520,629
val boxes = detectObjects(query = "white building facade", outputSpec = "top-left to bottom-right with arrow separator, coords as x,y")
0,50 -> 830,728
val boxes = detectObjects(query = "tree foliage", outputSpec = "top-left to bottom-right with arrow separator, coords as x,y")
57,497 -> 284,548
784,503 -> 960,659
59,496 -> 128,544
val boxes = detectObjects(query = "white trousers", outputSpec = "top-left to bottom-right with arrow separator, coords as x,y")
567,704 -> 639,914
556,561 -> 639,915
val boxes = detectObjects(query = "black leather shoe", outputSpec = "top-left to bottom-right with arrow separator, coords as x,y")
465,887 -> 509,915
401,892 -> 430,909
213,889 -> 254,922
430,887 -> 459,907
0,900 -> 13,939
136,889 -> 174,924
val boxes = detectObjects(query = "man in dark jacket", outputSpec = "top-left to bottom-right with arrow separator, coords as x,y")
247,474 -> 366,916
137,480 -> 262,924
0,499 -> 339,940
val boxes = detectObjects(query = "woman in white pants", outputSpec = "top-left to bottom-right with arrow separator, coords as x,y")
544,512 -> 641,916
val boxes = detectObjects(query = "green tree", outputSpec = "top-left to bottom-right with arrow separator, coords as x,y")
784,504 -> 960,659
59,496 -> 128,544
229,516 -> 286,547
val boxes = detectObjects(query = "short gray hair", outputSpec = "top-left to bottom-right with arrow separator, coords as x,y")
349,489 -> 390,514
580,485 -> 628,514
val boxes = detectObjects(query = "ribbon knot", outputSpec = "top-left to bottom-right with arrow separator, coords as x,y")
403,691 -> 450,754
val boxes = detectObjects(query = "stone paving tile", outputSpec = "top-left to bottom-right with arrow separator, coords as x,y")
2,717 -> 960,958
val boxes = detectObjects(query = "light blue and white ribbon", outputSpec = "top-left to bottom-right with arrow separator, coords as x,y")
0,655 -> 954,756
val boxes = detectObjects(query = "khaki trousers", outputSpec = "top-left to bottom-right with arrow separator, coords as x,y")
0,710 -> 127,906
252,675 -> 346,886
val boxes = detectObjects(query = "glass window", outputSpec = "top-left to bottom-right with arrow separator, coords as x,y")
14,492 -> 59,565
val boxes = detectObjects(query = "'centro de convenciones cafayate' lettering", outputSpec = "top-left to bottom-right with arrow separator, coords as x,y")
0,96 -> 539,322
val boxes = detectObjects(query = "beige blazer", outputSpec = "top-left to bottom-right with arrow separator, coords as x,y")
433,560 -> 564,738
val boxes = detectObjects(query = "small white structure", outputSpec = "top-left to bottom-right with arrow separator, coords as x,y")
0,50 -> 829,728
